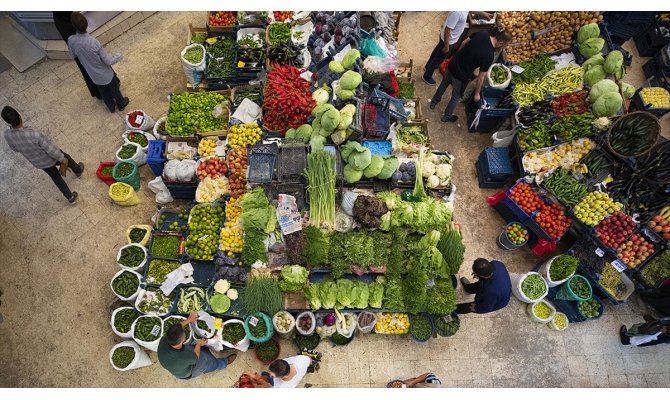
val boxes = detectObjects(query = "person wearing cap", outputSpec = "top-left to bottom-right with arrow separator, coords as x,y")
456,258 -> 511,314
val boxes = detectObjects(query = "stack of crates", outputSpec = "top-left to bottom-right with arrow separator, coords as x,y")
602,12 -> 657,46
466,86 -> 516,134
147,140 -> 166,177
634,19 -> 670,57
475,147 -> 514,188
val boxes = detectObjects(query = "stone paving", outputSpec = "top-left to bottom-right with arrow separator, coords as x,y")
0,11 -> 668,388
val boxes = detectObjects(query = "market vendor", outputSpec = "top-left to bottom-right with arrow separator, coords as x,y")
456,258 -> 511,314
157,312 -> 237,379
268,355 -> 313,388
619,315 -> 670,347
429,26 -> 511,123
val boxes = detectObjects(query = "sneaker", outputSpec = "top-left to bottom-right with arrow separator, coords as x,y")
75,162 -> 85,178
429,100 -> 437,110
68,192 -> 78,204
117,97 -> 130,111
441,114 -> 458,123
226,354 -> 237,365
619,325 -> 629,345
643,314 -> 656,322
460,277 -> 471,287
422,74 -> 436,85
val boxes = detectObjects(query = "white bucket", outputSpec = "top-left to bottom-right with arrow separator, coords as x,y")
109,341 -> 152,371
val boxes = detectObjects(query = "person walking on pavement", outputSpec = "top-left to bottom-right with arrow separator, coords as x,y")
2,106 -> 83,204
157,312 -> 237,380
456,258 -> 511,314
67,12 -> 129,113
423,11 -> 493,85
268,355 -> 314,388
429,26 -> 511,123
619,315 -> 670,347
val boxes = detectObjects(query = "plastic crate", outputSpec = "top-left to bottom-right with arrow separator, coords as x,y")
478,147 -> 513,181
147,231 -> 186,259
265,182 -> 306,210
466,110 -> 507,134
247,153 -> 276,183
248,142 -> 279,155
155,208 -> 190,232
165,181 -> 198,200
278,143 -> 306,183
369,84 -> 409,122
147,140 -> 166,177
634,20 -> 670,57
188,261 -> 217,286
473,86 -> 517,118
362,140 -> 392,156
475,158 -> 507,189
351,97 -> 391,140
629,87 -> 670,118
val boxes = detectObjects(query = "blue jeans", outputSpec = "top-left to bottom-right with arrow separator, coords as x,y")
189,348 -> 228,378
424,38 -> 455,78
430,70 -> 468,118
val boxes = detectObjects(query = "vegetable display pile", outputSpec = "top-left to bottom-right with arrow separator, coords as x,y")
167,92 -> 229,136
119,245 -> 145,268
595,212 -> 636,249
256,340 -> 280,362
505,223 -> 528,245
112,271 -> 139,298
278,265 -> 309,292
516,99 -> 555,128
581,151 -> 612,178
549,255 -> 578,282
111,183 -> 130,197
186,204 -> 225,260
635,141 -> 670,186
638,250 -> 670,288
517,124 -> 553,151
552,313 -> 568,330
222,322 -> 246,344
240,187 -> 276,265
262,65 -> 315,132
163,316 -> 190,339
129,228 -> 147,243
297,313 -> 313,332
534,202 -> 572,240
436,224 -> 465,275
574,191 -> 622,226
133,316 -> 162,341
191,33 -> 206,45
598,262 -> 627,300
550,113 -> 594,142
569,276 -> 591,299
551,91 -> 589,118
606,164 -> 667,223
397,81 -> 415,99
111,346 -> 135,369
268,22 -> 292,44
237,34 -> 265,68
512,66 -> 583,107
512,54 -> 557,84
177,287 -> 207,313
209,11 -> 235,26
490,65 -> 509,84
522,138 -> 595,175
295,333 -> 320,350
409,314 -> 432,341
243,275 -> 283,316
206,36 -> 235,78
396,125 -> 428,147
113,308 -> 139,333
126,131 -> 148,148
521,274 -> 547,300
183,46 -> 204,64
616,233 -> 656,269
640,87 -> 670,109
509,181 -> 544,214
306,150 -> 336,229
375,313 -> 410,334
532,302 -> 553,319
137,288 -> 174,314
232,87 -> 263,108
273,11 -> 294,22
434,315 -> 460,337
578,298 -> 601,318
543,168 -> 587,206
227,147 -> 248,198
608,113 -> 658,157
117,144 -> 137,160
101,166 -> 113,176
150,235 -> 181,259
196,157 -> 227,180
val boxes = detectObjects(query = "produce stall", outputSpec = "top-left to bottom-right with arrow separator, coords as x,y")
483,18 -> 670,326
107,11 -> 458,372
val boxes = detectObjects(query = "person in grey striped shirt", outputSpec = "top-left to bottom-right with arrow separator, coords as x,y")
2,106 -> 84,204
67,12 -> 130,113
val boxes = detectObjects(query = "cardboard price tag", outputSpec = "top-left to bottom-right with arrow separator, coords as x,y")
612,260 -> 627,272
595,248 -> 605,257
248,316 -> 259,327
134,115 -> 144,126
511,65 -> 525,74
151,325 -> 161,336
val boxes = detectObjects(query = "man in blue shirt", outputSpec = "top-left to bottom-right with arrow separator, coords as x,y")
456,258 -> 511,314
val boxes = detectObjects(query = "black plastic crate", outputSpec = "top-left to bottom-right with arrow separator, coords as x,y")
248,142 -> 279,155
629,87 -> 670,118
466,112 -> 506,134
477,147 -> 514,181
278,143 -> 307,182
359,97 -> 391,139
265,182 -> 306,210
188,261 -> 217,286
634,20 -> 670,57
164,181 -> 198,200
475,158 -> 507,189
247,152 -> 276,183
204,34 -> 237,82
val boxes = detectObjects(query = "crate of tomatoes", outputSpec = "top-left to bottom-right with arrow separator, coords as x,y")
501,179 -> 545,222
533,202 -> 572,242
208,12 -> 236,33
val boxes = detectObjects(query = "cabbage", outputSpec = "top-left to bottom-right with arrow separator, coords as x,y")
321,108 -> 341,133
285,128 -> 296,138
341,48 -> 361,69
577,23 -> 600,44
340,71 -> 362,90
335,86 -> 355,100
331,129 -> 349,145
604,50 -> 623,74
210,293 -> 231,313
584,65 -> 606,87
619,82 -> 635,99
582,54 -> 604,72
589,79 -> 619,102
363,155 -> 384,178
343,164 -> 364,183
347,148 -> 372,171
329,60 -> 345,73
312,87 -> 330,105
296,124 -> 313,142
579,37 -> 605,58
312,103 -> 334,118
593,92 -> 623,117
310,135 -> 326,151
337,113 -> 354,130
377,157 -> 399,179
341,141 -> 363,160
340,104 -> 356,117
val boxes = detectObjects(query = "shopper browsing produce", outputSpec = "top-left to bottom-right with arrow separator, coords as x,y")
268,355 -> 314,388
422,11 -> 493,85
157,312 -> 237,379
234,371 -> 274,388
430,26 -> 512,123
619,315 -> 670,347
67,12 -> 130,113
456,258 -> 512,314
2,106 -> 84,204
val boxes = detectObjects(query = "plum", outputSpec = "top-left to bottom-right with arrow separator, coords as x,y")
322,32 -> 332,42
392,170 -> 402,181
401,172 -> 411,181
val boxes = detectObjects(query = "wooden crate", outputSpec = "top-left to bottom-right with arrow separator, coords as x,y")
187,24 -> 207,46
396,59 -> 413,83
206,12 -> 236,34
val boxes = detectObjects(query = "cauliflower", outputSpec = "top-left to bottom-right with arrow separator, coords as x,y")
436,163 -> 452,179
214,279 -> 231,294
226,288 -> 239,300
426,175 -> 440,188
427,153 -> 439,164
422,161 -> 436,178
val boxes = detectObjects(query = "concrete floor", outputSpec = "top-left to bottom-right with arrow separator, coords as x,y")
0,11 -> 668,388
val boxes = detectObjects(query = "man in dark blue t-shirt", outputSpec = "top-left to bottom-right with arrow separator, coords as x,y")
456,258 -> 511,314
430,27 -> 512,123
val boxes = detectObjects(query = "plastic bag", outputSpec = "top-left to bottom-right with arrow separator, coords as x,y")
361,37 -> 386,58
486,63 -> 512,89
220,319 -> 250,351
212,101 -> 231,119
295,311 -> 316,335
363,55 -> 399,74
109,182 -> 141,206
491,129 -> 515,148
148,176 -> 173,204
116,243 -> 148,272
116,142 -> 146,166
181,44 -> 206,88
163,160 -> 180,181
175,160 -> 196,182
111,306 -> 139,339
122,130 -> 156,152
153,116 -> 167,140
125,224 -> 152,246
124,110 -> 155,132
272,311 -> 296,338
131,316 -> 163,352
109,341 -> 152,371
